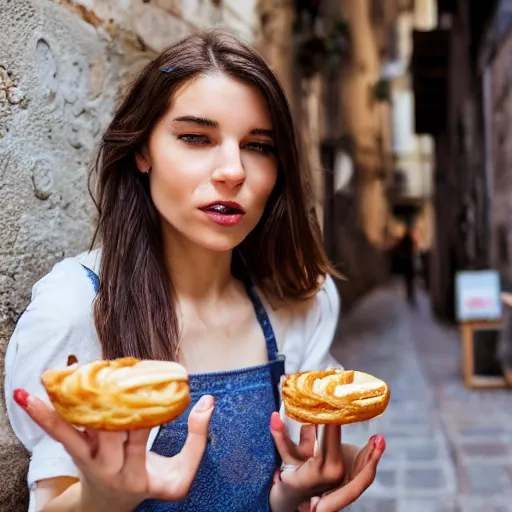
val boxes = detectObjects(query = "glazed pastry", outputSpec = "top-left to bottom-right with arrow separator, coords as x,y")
282,369 -> 389,425
41,357 -> 191,430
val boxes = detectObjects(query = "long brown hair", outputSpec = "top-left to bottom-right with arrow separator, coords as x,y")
91,30 -> 335,361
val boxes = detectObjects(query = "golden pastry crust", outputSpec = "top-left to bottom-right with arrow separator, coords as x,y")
41,357 -> 191,431
282,369 -> 390,425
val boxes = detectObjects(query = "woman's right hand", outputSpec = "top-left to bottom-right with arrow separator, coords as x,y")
14,389 -> 214,512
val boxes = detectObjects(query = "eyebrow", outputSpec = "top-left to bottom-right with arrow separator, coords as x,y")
173,115 -> 274,138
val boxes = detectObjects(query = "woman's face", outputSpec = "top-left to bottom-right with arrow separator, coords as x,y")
136,73 -> 278,253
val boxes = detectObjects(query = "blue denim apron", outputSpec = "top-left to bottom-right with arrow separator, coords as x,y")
82,266 -> 285,511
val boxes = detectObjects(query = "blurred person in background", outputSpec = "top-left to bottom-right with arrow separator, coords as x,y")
395,222 -> 419,307
4,31 -> 385,512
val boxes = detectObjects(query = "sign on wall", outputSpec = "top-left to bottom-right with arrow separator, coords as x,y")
455,270 -> 502,322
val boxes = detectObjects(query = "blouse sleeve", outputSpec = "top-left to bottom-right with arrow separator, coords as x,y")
4,258 -> 100,493
299,275 -> 342,372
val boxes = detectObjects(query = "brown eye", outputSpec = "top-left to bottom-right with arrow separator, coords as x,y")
246,142 -> 276,155
179,134 -> 210,145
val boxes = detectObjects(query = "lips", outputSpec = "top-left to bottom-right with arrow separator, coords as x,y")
199,201 -> 245,227
199,201 -> 245,215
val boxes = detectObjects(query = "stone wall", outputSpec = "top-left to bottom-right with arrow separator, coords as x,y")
489,26 -> 512,285
0,1 -> 260,509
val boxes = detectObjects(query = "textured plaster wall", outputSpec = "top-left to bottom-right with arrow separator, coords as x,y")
0,1 -> 258,509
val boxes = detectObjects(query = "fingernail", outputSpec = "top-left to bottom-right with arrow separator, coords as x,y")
13,389 -> 29,408
194,395 -> 214,413
270,412 -> 284,432
373,434 -> 386,452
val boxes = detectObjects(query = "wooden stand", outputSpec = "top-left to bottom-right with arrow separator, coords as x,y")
460,319 -> 508,389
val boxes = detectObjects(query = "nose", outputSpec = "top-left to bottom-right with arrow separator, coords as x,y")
211,143 -> 246,188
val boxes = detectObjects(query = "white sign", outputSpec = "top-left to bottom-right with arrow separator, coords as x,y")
455,270 -> 502,322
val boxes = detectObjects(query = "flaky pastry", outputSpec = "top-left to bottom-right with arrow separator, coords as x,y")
41,357 -> 191,431
282,369 -> 390,425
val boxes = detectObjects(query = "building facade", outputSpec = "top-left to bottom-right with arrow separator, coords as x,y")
480,0 -> 512,287
411,0 -> 497,322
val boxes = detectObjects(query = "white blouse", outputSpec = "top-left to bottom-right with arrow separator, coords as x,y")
4,249 -> 341,510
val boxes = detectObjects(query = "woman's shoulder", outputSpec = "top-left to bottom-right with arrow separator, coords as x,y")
5,249 -> 102,389
36,248 -> 100,286
22,249 -> 101,327
259,276 -> 341,372
263,275 -> 340,327
4,250 -> 103,461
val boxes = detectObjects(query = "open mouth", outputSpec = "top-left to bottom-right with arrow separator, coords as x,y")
200,203 -> 245,215
199,202 -> 246,227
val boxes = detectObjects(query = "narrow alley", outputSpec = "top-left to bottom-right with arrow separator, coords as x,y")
333,285 -> 512,512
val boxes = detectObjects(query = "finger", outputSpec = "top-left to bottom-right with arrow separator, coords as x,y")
320,424 -> 342,465
299,500 -> 316,512
357,435 -> 385,468
122,429 -> 151,489
316,441 -> 384,512
13,390 -> 92,465
348,442 -> 373,479
174,395 -> 214,490
270,412 -> 304,465
298,424 -> 316,458
94,430 -> 128,472
84,428 -> 100,457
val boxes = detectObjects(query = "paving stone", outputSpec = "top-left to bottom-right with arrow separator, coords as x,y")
457,426 -> 507,438
397,499 -> 457,512
331,285 -> 512,510
461,465 -> 511,495
405,443 -> 440,462
461,443 -> 509,457
458,496 -> 512,512
506,466 -> 512,484
390,414 -> 433,429
380,426 -> 437,440
350,497 -> 397,512
375,468 -> 398,488
404,467 -> 447,490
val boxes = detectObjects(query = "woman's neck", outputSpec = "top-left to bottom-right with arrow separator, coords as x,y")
163,235 -> 235,301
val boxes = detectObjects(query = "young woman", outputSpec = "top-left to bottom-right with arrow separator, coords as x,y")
4,31 -> 385,512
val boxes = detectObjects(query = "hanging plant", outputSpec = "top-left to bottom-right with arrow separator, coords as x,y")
295,17 -> 351,78
296,33 -> 328,78
373,78 -> 391,102
324,18 -> 351,73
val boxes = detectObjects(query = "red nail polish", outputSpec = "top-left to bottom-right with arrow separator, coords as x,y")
13,389 -> 29,408
270,412 -> 285,431
373,434 -> 386,452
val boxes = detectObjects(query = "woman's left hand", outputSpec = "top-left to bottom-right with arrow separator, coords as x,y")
268,412 -> 385,512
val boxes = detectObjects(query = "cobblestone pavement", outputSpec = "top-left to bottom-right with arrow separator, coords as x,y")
331,283 -> 512,512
